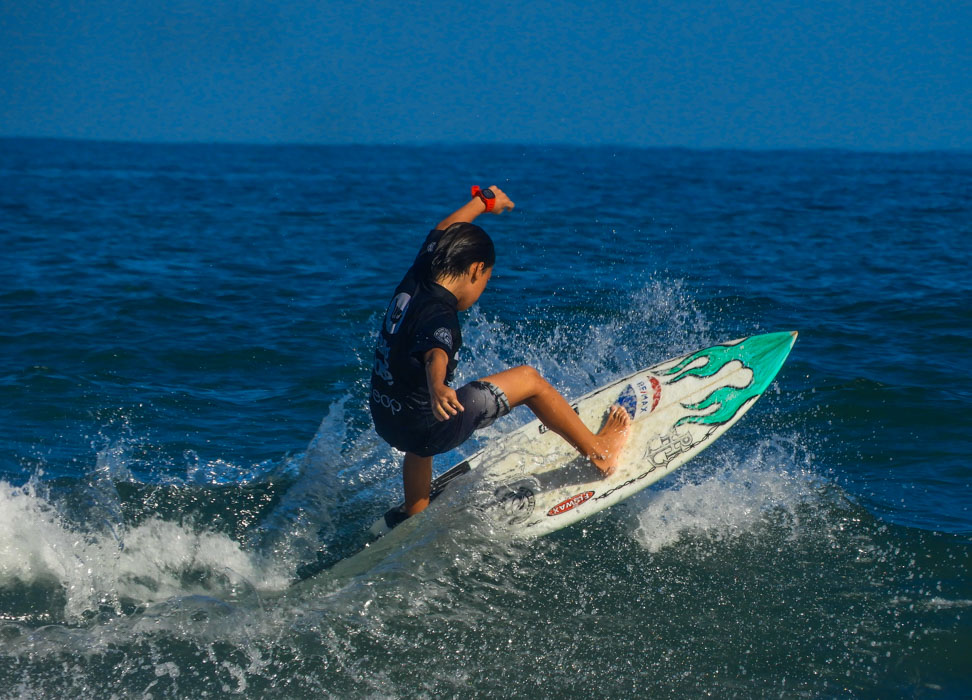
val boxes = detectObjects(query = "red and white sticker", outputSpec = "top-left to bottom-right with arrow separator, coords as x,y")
636,377 -> 662,414
547,491 -> 595,516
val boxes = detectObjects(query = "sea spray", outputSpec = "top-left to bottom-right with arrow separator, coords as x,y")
0,478 -> 289,624
627,433 -> 822,553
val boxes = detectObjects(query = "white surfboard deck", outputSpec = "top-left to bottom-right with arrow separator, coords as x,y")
364,331 -> 798,542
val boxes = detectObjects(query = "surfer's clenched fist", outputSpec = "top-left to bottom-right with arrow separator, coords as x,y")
483,185 -> 515,214
433,185 -> 515,230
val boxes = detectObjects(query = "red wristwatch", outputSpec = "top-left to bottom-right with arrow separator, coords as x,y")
471,185 -> 496,212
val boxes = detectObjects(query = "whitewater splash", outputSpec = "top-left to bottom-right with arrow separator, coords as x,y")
1,278 -> 781,624
0,478 -> 291,622
626,434 -> 823,553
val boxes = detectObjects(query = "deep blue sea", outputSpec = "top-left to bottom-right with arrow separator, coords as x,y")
1,138 -> 969,698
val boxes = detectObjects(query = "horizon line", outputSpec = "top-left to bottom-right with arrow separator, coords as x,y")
1,134 -> 970,156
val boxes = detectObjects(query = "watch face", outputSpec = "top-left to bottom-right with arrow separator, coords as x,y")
482,188 -> 495,199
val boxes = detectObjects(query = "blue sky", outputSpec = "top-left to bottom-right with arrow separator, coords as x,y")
2,0 -> 970,149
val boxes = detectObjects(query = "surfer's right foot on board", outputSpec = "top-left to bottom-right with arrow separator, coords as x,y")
590,405 -> 631,477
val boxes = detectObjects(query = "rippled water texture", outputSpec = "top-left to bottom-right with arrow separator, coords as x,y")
0,140 -> 969,697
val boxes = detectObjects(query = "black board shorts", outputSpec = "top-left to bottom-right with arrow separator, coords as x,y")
373,380 -> 511,457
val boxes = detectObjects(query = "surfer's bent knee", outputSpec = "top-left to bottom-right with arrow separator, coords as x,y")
511,365 -> 543,389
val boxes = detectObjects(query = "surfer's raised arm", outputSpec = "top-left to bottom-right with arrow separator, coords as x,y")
435,185 -> 515,230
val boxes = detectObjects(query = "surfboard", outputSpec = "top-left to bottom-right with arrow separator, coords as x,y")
368,331 -> 798,540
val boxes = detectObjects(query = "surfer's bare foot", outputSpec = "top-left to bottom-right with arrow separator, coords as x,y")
590,405 -> 630,477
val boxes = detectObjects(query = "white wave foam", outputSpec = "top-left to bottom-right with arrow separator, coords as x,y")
0,479 -> 290,621
627,436 -> 822,553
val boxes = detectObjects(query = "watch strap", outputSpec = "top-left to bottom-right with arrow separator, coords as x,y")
471,185 -> 495,212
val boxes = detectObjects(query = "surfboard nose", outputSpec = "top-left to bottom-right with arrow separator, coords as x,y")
745,331 -> 799,383
750,330 -> 798,354
756,330 -> 798,347
732,331 -> 798,392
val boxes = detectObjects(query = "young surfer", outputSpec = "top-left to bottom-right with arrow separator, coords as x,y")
370,186 -> 630,516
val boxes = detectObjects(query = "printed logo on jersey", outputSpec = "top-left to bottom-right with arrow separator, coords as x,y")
547,491 -> 594,516
434,327 -> 453,349
384,292 -> 412,335
371,389 -> 402,414
374,337 -> 394,383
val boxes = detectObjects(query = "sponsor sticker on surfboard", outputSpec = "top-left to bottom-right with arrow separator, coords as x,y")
547,491 -> 595,516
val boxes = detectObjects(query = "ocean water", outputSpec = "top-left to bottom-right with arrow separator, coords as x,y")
0,138 -> 969,698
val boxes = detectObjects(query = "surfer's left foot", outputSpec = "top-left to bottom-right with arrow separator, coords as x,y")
590,405 -> 631,477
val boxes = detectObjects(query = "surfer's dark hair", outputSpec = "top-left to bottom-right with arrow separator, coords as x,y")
431,222 -> 495,280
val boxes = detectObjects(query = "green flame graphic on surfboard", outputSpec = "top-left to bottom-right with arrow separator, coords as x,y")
664,331 -> 797,427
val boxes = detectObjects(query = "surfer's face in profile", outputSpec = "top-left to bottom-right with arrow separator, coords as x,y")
451,262 -> 492,311
465,263 -> 492,310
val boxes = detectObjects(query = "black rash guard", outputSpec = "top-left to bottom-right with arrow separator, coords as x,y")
370,229 -> 463,452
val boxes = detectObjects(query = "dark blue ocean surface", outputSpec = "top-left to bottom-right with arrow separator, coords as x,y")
0,139 -> 969,697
